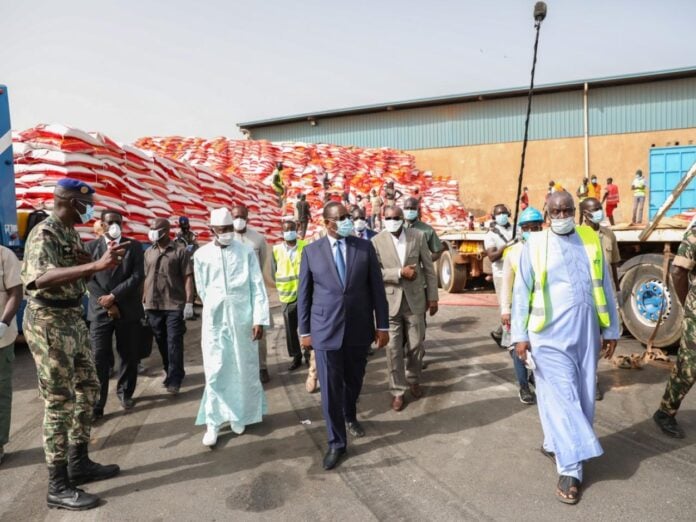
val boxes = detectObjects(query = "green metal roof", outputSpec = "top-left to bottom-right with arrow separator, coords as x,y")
237,66 -> 696,129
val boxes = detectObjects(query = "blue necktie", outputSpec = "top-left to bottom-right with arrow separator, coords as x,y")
334,240 -> 346,287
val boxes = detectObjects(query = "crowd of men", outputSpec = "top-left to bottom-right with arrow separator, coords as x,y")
1,172 -> 695,510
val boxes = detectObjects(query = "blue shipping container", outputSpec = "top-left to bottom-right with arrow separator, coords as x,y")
649,145 -> 696,219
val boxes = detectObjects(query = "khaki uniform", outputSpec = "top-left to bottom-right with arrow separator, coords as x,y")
660,228 -> 696,415
21,214 -> 99,465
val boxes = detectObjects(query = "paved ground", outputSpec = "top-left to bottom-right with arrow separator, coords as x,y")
1,291 -> 695,521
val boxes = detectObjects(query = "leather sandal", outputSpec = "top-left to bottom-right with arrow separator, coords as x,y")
556,475 -> 581,505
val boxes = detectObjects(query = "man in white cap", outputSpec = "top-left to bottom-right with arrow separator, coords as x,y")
193,208 -> 270,447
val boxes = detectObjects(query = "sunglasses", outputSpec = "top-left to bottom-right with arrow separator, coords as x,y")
384,216 -> 403,221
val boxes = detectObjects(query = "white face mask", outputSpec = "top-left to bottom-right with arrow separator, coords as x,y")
354,219 -> 367,232
107,223 -> 121,240
550,217 -> 575,235
384,219 -> 403,233
148,228 -> 165,243
216,232 -> 234,246
232,218 -> 247,232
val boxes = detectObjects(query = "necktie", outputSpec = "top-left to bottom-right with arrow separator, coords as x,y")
334,240 -> 346,287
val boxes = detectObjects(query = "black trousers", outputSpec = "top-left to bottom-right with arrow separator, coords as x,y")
282,301 -> 302,359
90,319 -> 141,411
147,310 -> 185,387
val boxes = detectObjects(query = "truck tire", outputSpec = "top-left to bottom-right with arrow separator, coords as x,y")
620,262 -> 683,348
439,250 -> 467,293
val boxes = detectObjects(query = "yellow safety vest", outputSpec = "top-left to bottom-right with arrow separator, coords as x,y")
632,177 -> 646,197
526,226 -> 610,332
272,240 -> 306,303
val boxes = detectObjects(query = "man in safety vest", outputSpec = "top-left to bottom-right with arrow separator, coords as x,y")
272,221 -> 315,382
511,191 -> 620,505
630,169 -> 647,225
500,206 -> 544,405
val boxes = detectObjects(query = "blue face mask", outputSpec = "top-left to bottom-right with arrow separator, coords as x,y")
551,217 -> 575,235
76,202 -> 95,224
521,231 -> 531,242
283,230 -> 297,242
337,219 -> 354,238
588,209 -> 604,224
495,213 -> 509,226
404,209 -> 419,221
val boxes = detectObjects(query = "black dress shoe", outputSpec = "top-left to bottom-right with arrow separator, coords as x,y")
92,409 -> 104,422
653,409 -> 685,439
323,448 -> 346,470
288,358 -> 303,371
347,420 -> 365,438
119,397 -> 135,410
259,369 -> 270,383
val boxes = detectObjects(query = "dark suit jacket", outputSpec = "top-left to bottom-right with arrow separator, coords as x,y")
298,235 -> 388,350
85,236 -> 144,323
356,228 -> 377,240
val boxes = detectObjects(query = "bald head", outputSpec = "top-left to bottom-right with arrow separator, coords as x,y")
547,191 -> 575,220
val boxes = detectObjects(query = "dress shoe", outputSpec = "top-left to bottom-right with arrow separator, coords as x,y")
0,446 -> 4,465
347,420 -> 365,438
67,443 -> 120,486
410,383 -> 423,399
202,425 -> 219,447
391,395 -> 405,412
119,397 -> 135,410
653,409 -> 685,439
288,357 -> 303,371
306,376 -> 318,393
367,347 -> 375,356
595,383 -> 604,401
323,448 -> 346,470
260,369 -> 270,383
47,464 -> 100,511
91,409 -> 104,422
166,385 -> 180,395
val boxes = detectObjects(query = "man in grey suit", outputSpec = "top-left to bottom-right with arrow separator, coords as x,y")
371,206 -> 438,411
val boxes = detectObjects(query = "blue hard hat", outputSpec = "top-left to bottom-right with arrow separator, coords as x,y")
519,206 -> 544,225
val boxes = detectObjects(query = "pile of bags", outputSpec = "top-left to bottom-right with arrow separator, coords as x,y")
12,124 -> 467,244
135,137 -> 468,236
12,124 -> 279,242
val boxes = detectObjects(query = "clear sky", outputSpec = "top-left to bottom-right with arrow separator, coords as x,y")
2,0 -> 694,143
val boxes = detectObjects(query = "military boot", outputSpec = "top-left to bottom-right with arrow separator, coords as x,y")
67,443 -> 120,485
47,463 -> 100,510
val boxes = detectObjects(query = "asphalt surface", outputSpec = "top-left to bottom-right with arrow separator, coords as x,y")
1,291 -> 695,521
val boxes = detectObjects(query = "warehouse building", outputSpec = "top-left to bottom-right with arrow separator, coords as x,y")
238,67 -> 696,220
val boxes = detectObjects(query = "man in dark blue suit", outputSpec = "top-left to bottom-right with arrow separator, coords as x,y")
299,202 -> 389,470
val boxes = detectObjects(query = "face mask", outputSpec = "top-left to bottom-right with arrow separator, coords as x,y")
588,209 -> 604,224
353,219 -> 367,232
591,178 -> 597,184
148,229 -> 164,243
283,230 -> 297,242
521,231 -> 530,242
216,232 -> 234,246
403,209 -> 418,221
337,219 -> 354,238
384,219 -> 403,233
551,217 -> 575,235
76,202 -> 95,224
495,214 -> 509,226
107,223 -> 121,240
232,218 -> 247,232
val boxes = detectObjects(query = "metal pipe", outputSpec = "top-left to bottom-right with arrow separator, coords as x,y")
583,82 -> 589,179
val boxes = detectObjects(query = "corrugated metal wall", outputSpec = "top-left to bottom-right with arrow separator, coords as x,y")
248,77 -> 696,150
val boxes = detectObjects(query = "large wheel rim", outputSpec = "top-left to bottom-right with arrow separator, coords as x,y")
632,278 -> 672,328
441,256 -> 452,288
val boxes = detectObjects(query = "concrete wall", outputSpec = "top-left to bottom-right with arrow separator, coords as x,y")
409,128 -> 696,222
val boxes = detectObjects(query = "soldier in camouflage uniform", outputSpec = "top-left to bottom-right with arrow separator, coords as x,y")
21,178 -> 126,511
653,226 -> 696,439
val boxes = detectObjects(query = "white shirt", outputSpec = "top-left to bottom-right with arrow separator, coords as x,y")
0,246 -> 22,347
104,235 -> 121,246
390,230 -> 407,267
484,224 -> 513,278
